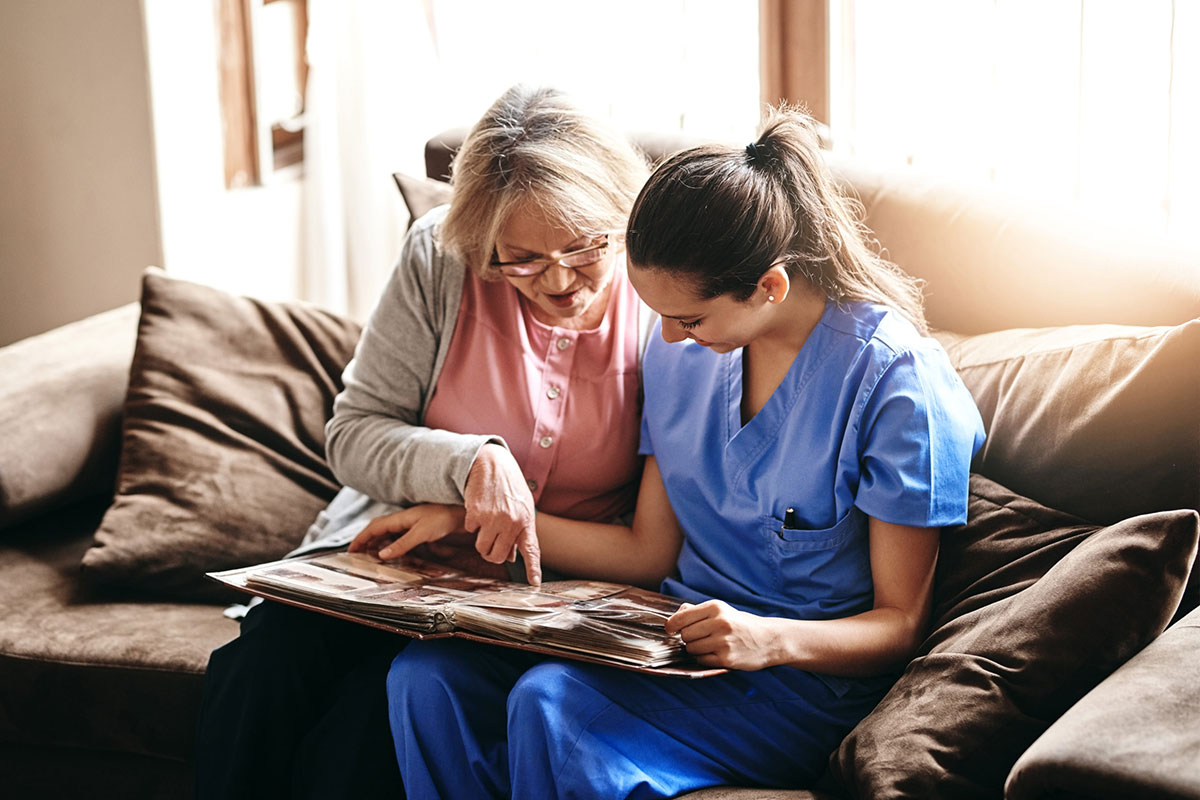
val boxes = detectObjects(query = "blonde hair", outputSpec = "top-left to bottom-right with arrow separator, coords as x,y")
440,85 -> 649,277
628,106 -> 928,333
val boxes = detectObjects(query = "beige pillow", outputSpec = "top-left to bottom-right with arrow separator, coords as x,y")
936,320 -> 1200,524
80,270 -> 362,601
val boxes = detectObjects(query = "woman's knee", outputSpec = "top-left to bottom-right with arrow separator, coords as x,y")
386,640 -> 476,710
218,603 -> 325,670
508,661 -> 571,715
507,661 -> 614,733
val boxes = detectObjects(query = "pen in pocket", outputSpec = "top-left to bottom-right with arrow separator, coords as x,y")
783,507 -> 800,529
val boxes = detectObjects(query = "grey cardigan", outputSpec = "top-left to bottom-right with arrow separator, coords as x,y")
293,207 -> 657,555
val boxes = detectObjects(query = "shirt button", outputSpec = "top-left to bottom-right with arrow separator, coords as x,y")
538,435 -> 553,449
556,337 -> 572,351
527,478 -> 538,491
546,385 -> 561,399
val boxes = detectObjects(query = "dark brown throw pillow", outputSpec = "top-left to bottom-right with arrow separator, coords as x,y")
80,270 -> 362,601
393,172 -> 452,229
935,320 -> 1200,525
826,474 -> 1199,799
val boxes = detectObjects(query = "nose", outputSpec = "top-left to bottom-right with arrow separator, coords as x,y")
660,320 -> 689,344
539,263 -> 575,292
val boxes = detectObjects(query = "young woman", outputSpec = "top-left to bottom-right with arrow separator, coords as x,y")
193,85 -> 653,800
382,107 -> 986,799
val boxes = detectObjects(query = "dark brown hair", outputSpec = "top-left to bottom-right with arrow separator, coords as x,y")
626,107 -> 927,333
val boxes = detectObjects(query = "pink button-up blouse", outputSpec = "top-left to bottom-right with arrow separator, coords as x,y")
423,262 -> 642,523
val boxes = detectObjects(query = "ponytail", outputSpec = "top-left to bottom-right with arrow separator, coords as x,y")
627,106 -> 928,333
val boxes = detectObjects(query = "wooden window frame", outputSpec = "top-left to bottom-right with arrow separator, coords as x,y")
218,0 -> 308,188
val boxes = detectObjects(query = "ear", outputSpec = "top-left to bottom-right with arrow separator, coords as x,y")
759,264 -> 791,304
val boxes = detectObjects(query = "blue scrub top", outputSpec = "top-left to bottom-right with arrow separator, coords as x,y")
640,300 -> 985,622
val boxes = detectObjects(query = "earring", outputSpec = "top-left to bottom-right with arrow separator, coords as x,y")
768,295 -> 775,302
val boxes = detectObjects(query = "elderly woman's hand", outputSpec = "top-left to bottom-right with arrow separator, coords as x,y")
463,444 -> 542,585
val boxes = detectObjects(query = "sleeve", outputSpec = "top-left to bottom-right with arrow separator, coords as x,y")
637,409 -> 655,457
323,215 -> 505,506
637,320 -> 665,457
854,344 -> 985,528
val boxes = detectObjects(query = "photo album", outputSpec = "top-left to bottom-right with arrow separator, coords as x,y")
208,550 -> 724,678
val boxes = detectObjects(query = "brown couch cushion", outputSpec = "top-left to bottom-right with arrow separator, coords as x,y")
393,172 -> 452,228
0,304 -> 138,530
1004,604 -> 1200,799
0,500 -> 236,769
826,475 -> 1199,799
831,159 -> 1200,334
936,320 -> 1200,525
80,270 -> 362,600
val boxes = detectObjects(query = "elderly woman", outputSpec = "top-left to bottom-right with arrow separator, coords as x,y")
194,85 -> 652,800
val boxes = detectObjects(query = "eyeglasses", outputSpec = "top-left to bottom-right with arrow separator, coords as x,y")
490,232 -> 618,278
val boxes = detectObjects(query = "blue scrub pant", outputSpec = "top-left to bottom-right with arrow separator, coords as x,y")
387,639 -> 890,800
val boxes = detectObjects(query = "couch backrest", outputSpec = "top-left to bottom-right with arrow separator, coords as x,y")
0,303 -> 139,528
425,128 -> 1200,335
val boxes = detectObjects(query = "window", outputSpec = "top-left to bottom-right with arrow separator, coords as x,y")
218,0 -> 308,188
830,0 -> 1198,236
425,0 -> 760,143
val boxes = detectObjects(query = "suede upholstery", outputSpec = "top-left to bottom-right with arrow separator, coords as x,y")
79,270 -> 362,601
393,172 -> 453,230
0,130 -> 1197,799
0,304 -> 138,529
935,322 -> 1200,525
0,500 -> 233,798
832,159 -> 1200,334
826,476 -> 1199,798
1006,605 -> 1200,799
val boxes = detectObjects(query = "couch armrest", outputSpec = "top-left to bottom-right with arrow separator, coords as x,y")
1005,605 -> 1200,799
0,304 -> 139,529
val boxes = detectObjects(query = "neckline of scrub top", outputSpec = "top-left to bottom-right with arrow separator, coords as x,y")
723,299 -> 836,473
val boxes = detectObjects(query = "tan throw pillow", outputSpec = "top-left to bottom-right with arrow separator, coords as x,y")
393,172 -> 452,229
936,320 -> 1200,525
824,474 -> 1199,798
80,270 -> 362,601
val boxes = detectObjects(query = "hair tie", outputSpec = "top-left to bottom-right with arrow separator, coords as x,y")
745,141 -> 760,160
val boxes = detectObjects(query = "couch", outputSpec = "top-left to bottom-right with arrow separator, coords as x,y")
1,128 -> 1197,800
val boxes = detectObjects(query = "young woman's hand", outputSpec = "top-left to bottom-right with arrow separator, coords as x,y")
665,599 -> 778,671
463,444 -> 542,585
349,504 -> 467,560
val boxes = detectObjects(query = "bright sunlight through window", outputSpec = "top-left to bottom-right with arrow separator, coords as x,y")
831,0 -> 1198,238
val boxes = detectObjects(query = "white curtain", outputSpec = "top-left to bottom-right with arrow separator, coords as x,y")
302,0 -> 451,320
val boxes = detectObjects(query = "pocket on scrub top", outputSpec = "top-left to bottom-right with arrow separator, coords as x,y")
767,509 -> 872,618
770,509 -> 860,551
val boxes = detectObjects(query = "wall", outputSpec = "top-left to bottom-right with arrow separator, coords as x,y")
0,1 -> 305,348
0,0 -> 163,346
